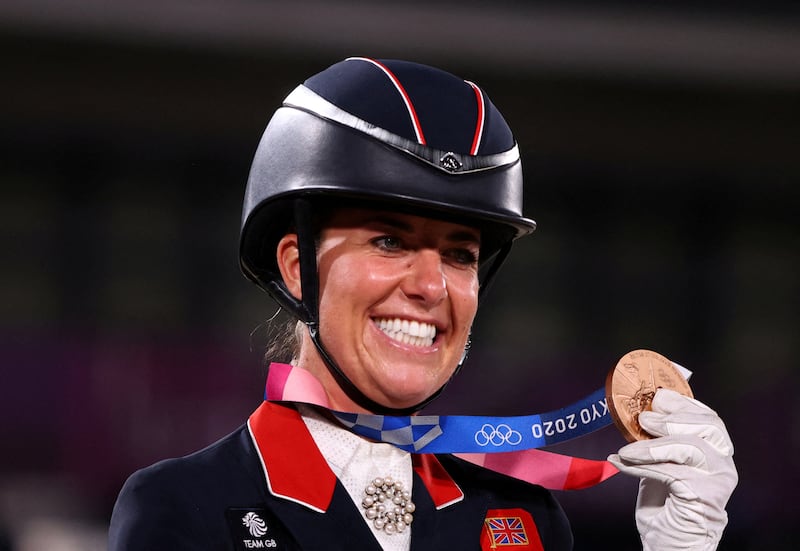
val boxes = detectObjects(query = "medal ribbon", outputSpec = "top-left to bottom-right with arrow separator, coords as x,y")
330,387 -> 610,453
264,362 -> 623,490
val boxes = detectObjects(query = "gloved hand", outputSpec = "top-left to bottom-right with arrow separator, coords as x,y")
607,388 -> 737,551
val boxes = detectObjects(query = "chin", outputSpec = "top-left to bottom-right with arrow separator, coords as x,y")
376,381 -> 442,410
379,395 -> 430,411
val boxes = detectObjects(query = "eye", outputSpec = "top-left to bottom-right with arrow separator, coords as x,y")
444,247 -> 479,267
371,235 -> 403,252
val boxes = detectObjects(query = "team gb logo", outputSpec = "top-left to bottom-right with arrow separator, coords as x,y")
242,512 -> 268,537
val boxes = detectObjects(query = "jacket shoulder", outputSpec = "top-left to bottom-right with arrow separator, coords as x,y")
108,425 -> 262,550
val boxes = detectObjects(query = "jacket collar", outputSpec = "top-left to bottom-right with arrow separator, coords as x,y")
248,401 -> 463,512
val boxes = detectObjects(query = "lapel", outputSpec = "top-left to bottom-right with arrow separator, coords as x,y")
248,401 -> 335,512
247,401 -> 472,549
410,456 -> 488,551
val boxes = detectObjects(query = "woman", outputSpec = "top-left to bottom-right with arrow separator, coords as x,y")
109,57 -> 736,550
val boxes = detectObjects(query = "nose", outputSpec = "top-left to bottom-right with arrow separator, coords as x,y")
402,249 -> 447,305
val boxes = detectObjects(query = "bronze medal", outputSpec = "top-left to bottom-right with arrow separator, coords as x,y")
605,349 -> 693,442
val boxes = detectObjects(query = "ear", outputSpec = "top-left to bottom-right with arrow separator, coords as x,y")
276,233 -> 302,300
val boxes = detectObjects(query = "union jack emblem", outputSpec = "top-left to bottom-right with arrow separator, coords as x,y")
485,516 -> 528,547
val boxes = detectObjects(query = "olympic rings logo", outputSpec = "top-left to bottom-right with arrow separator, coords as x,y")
474,423 -> 523,447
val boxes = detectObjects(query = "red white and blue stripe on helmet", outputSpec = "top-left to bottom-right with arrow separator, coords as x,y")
301,57 -> 513,157
465,80 -> 485,155
346,57 -> 427,146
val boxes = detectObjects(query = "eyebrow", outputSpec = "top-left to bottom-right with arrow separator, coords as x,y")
366,214 -> 481,244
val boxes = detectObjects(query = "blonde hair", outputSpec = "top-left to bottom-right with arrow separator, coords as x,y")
263,318 -> 305,364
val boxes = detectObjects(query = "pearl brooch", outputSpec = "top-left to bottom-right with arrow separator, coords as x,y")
362,476 -> 415,534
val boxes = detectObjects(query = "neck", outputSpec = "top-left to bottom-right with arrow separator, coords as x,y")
295,356 -> 369,413
294,337 -> 435,415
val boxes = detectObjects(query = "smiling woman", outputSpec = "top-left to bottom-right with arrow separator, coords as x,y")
237,58 -> 533,418
279,208 -> 481,412
108,57 -> 736,551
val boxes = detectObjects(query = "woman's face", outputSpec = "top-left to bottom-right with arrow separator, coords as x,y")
280,207 -> 481,412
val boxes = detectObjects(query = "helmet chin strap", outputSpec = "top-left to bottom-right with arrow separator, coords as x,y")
292,199 -> 510,416
306,322 -> 448,415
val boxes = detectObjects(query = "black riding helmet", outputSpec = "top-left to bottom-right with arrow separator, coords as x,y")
240,57 -> 536,414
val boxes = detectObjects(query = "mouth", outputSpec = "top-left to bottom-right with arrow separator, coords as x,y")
373,317 -> 437,348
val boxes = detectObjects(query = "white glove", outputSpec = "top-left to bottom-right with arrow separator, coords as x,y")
607,388 -> 738,551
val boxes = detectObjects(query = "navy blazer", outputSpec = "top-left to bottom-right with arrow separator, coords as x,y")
109,402 -> 573,550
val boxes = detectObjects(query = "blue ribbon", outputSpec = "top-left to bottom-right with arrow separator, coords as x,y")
329,386 -> 610,453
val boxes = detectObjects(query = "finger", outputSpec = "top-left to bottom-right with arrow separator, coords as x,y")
651,388 -> 714,415
608,443 -> 709,502
638,411 -> 732,455
615,436 -> 710,469
607,453 -> 677,488
641,395 -> 734,456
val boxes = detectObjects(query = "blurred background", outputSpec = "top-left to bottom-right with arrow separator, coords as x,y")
1,0 -> 797,549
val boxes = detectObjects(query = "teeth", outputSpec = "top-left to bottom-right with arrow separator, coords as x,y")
375,318 -> 436,347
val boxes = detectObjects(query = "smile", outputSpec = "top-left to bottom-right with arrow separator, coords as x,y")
374,318 -> 436,348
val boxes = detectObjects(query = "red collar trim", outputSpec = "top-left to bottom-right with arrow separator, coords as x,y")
248,401 -> 336,512
413,454 -> 465,509
248,401 -> 464,511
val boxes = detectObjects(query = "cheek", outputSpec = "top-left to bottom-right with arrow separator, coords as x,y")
329,252 -> 399,287
318,256 -> 390,315
450,273 -> 480,318
458,300 -> 479,339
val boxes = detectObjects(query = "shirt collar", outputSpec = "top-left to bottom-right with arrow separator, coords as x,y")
248,401 -> 464,512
